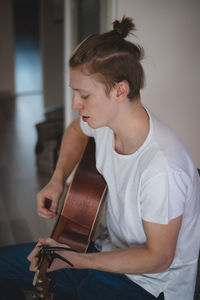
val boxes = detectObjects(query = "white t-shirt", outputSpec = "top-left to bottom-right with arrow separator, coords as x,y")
80,108 -> 200,300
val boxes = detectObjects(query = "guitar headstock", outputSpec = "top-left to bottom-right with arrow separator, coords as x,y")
33,271 -> 54,299
32,251 -> 54,299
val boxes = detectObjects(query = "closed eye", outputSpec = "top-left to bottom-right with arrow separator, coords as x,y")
81,95 -> 89,100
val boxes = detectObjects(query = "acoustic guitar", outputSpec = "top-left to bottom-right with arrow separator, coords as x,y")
32,137 -> 107,299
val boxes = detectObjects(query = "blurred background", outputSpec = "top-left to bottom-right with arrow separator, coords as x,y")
0,0 -> 199,247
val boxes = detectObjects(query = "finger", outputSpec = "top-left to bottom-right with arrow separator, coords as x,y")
38,202 -> 57,216
38,209 -> 56,219
37,197 -> 57,218
39,237 -> 57,246
44,199 -> 58,216
44,197 -> 58,214
50,200 -> 58,214
37,195 -> 50,211
27,238 -> 53,262
44,198 -> 52,210
29,257 -> 39,271
27,243 -> 41,261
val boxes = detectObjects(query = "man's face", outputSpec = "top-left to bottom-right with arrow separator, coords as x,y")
70,68 -> 118,129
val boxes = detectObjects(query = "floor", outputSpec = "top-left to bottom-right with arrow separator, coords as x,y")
0,0 -> 60,247
0,94 -> 57,247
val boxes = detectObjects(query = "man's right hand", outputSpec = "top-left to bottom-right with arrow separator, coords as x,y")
36,118 -> 88,219
37,179 -> 64,219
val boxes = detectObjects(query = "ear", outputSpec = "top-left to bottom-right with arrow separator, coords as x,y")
115,80 -> 130,102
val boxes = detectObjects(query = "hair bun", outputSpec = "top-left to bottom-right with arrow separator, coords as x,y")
112,16 -> 136,38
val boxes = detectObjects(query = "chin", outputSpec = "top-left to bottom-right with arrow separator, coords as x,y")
88,122 -> 103,129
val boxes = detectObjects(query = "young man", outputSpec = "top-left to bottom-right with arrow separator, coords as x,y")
0,16 -> 199,300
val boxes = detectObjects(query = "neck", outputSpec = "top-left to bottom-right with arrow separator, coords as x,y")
110,99 -> 149,155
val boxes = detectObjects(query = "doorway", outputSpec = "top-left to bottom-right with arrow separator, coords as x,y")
13,0 -> 42,95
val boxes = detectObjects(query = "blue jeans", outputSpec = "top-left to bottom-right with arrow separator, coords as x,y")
0,242 -> 164,300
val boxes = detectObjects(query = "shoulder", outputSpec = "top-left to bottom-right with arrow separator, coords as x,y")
143,109 -> 196,179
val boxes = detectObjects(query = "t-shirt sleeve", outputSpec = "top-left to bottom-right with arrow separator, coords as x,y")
80,117 -> 95,137
140,171 -> 189,224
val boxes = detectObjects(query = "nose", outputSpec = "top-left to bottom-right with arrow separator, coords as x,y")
72,92 -> 83,111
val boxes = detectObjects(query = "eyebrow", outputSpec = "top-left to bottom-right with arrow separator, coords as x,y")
69,86 -> 89,93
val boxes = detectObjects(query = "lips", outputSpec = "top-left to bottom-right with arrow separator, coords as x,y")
82,116 -> 89,122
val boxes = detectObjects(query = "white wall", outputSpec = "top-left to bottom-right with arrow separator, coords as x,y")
63,0 -> 79,126
113,0 -> 200,167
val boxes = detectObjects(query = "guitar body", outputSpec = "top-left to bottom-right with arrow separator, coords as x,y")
34,137 -> 107,299
52,137 -> 107,252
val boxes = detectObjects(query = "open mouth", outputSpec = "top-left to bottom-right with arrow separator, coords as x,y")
82,116 -> 89,122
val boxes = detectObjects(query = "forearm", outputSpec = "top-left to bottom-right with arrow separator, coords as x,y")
75,245 -> 171,274
75,213 -> 181,275
51,117 -> 89,186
